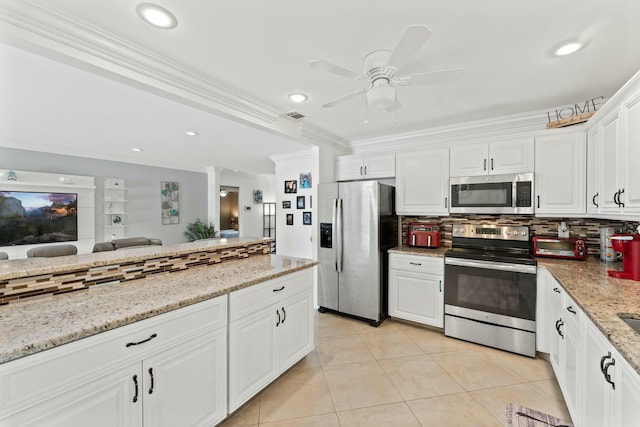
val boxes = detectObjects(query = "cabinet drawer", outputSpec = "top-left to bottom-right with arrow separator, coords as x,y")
389,254 -> 443,274
561,293 -> 582,332
229,269 -> 313,322
0,295 -> 227,417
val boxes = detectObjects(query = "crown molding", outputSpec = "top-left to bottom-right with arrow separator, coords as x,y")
0,0 -> 347,151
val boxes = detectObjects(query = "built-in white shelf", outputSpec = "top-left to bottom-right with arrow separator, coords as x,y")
0,180 -> 95,190
104,178 -> 127,241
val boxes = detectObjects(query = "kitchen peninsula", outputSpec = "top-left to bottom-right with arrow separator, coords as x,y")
0,237 -> 317,426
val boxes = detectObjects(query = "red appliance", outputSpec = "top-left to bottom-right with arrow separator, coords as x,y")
407,223 -> 441,248
532,236 -> 587,260
608,234 -> 640,281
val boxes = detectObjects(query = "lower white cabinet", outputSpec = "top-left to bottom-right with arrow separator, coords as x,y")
228,268 -> 315,413
388,253 -> 444,327
0,296 -> 228,427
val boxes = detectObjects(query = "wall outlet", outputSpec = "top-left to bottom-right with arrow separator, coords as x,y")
558,222 -> 569,238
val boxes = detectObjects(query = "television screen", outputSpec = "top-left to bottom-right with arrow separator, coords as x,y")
0,191 -> 78,246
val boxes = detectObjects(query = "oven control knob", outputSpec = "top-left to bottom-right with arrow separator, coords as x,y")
505,230 -> 511,236
521,231 -> 528,236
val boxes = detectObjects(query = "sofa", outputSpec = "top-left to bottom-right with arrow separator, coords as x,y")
92,237 -> 163,253
26,244 -> 78,258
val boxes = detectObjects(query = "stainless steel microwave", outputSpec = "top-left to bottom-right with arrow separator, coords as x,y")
449,172 -> 534,214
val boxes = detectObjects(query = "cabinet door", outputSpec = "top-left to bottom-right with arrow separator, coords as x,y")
600,109 -> 622,212
548,281 -> 563,376
389,269 -> 443,327
143,327 -> 227,427
228,304 -> 280,412
363,154 -> 395,179
396,148 -> 449,215
586,126 -> 601,214
535,132 -> 586,215
450,143 -> 488,176
2,364 -> 141,427
336,156 -> 364,181
560,298 -> 583,424
489,137 -> 534,174
583,321 -> 615,427
615,353 -> 640,427
280,290 -> 315,372
621,89 -> 640,213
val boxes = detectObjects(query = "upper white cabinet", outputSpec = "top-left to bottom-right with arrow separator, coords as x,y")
534,131 -> 586,216
586,89 -> 640,218
396,148 -> 449,215
449,136 -> 534,177
336,153 -> 395,181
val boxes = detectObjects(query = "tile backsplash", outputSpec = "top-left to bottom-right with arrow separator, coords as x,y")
401,215 -> 638,257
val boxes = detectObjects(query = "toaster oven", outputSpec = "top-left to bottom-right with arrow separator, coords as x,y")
532,236 -> 587,260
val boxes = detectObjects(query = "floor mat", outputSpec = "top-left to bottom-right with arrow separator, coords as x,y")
505,403 -> 573,427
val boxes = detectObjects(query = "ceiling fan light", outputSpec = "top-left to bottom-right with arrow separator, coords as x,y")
367,84 -> 395,109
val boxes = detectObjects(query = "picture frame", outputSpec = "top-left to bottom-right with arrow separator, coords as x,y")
253,189 -> 263,204
303,211 -> 312,225
286,213 -> 294,225
297,196 -> 305,209
282,200 -> 291,209
299,172 -> 312,189
161,181 -> 180,225
284,180 -> 297,194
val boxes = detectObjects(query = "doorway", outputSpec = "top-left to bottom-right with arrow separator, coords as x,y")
219,186 -> 239,237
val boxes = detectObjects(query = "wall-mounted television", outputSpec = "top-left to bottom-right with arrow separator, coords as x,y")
0,191 -> 78,246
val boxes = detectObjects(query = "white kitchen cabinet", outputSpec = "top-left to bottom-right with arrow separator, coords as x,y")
600,108 -> 623,213
0,296 -> 228,427
388,254 -> 444,328
336,153 -> 395,181
534,131 -> 586,215
586,126 -> 601,214
449,136 -> 534,177
620,87 -> 640,213
395,148 -> 449,215
615,350 -> 640,427
228,268 -> 314,413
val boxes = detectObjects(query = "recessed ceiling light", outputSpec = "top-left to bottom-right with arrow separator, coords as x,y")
136,3 -> 178,29
288,93 -> 308,103
185,131 -> 198,136
131,147 -> 144,152
554,40 -> 588,56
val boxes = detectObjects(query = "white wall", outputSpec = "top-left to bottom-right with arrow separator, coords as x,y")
219,169 -> 275,238
271,149 -> 318,259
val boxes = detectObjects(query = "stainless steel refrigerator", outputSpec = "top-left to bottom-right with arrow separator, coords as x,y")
317,180 -> 398,326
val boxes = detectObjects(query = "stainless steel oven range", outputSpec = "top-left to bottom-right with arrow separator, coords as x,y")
444,224 -> 537,357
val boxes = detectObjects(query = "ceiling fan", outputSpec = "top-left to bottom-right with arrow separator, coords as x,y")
309,25 -> 464,112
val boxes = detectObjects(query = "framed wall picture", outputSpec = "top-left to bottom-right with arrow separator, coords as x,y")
282,200 -> 291,209
303,211 -> 312,225
284,180 -> 297,193
297,196 -> 305,209
286,213 -> 294,225
299,172 -> 312,188
161,181 -> 180,224
253,189 -> 263,203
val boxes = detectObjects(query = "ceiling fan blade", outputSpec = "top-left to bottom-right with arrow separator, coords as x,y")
401,68 -> 464,85
322,87 -> 368,108
386,25 -> 432,73
309,60 -> 364,80
386,98 -> 402,112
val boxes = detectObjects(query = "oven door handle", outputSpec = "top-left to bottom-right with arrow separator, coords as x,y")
444,257 -> 537,274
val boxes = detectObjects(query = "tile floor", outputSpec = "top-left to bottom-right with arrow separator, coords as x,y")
218,311 -> 572,427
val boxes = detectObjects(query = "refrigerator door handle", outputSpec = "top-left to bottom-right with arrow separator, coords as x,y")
336,198 -> 344,273
332,199 -> 338,271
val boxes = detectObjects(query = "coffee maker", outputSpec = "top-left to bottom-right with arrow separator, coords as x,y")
608,233 -> 640,281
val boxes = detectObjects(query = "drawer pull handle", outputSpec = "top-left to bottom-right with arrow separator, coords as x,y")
273,286 -> 285,292
566,306 -> 576,314
604,358 -> 616,389
148,368 -> 155,394
132,375 -> 139,403
409,262 -> 422,266
553,287 -> 561,294
126,333 -> 157,347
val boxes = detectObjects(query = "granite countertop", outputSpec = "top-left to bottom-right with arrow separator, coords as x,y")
388,245 -> 449,258
0,254 -> 316,364
388,245 -> 640,375
538,257 -> 640,375
0,237 -> 272,281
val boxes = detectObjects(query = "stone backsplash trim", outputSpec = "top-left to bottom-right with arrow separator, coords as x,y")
0,241 -> 271,305
401,215 -> 638,257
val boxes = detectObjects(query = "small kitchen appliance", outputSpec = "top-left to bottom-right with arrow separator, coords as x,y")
608,234 -> 640,281
444,224 -> 537,357
532,236 -> 587,260
407,223 -> 441,248
600,227 -> 618,261
449,172 -> 534,215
